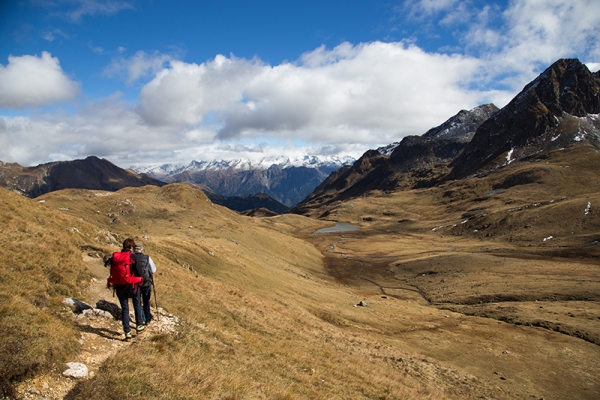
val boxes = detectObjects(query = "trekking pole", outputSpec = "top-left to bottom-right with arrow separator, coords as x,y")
152,278 -> 160,321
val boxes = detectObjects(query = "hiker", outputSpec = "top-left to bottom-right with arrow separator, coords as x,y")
106,238 -> 145,341
132,243 -> 157,325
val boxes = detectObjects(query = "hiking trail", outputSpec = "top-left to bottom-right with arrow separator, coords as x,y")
15,252 -> 181,400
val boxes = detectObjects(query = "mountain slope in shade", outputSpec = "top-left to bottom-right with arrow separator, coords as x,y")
0,156 -> 166,198
449,59 -> 600,179
205,191 -> 289,214
292,104 -> 498,214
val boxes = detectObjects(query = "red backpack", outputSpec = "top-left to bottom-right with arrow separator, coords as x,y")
107,251 -> 143,288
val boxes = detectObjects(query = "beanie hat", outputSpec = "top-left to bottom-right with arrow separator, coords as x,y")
134,244 -> 143,253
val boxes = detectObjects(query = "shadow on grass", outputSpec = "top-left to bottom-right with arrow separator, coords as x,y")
73,322 -> 123,341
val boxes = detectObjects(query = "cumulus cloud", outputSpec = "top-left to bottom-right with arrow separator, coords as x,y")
500,0 -> 600,64
138,42 -> 489,146
0,95 -> 196,166
1,0 -> 599,168
0,52 -> 80,108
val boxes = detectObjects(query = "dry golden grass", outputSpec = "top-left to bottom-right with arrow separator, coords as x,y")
0,188 -> 98,396
3,184 -> 472,399
3,144 -> 600,400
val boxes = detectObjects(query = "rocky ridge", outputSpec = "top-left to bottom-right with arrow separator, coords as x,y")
449,58 -> 600,179
292,104 -> 499,213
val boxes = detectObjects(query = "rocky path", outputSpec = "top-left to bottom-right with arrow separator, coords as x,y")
15,253 -> 180,400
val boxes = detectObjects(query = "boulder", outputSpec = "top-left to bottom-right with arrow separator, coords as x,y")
96,299 -> 122,320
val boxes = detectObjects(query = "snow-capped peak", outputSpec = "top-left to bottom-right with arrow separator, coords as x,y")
132,155 -> 355,178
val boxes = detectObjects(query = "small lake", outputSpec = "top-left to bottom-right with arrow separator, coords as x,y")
312,223 -> 360,235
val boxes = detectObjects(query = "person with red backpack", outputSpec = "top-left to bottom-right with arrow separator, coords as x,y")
106,238 -> 145,341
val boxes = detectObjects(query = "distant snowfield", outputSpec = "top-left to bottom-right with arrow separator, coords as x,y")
133,155 -> 355,178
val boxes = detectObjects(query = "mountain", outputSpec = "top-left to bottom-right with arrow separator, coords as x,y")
292,59 -> 600,216
136,156 -> 355,207
0,156 -> 166,198
449,58 -> 600,179
292,104 -> 499,214
0,156 -> 290,214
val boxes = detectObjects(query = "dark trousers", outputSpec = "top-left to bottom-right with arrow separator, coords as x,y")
141,285 -> 153,323
115,284 -> 143,333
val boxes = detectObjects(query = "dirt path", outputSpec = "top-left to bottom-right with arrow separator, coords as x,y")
16,253 -> 180,400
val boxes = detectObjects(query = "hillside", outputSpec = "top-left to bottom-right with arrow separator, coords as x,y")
0,156 -> 165,198
2,177 -> 599,399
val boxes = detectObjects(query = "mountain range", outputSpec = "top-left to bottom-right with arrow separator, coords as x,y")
0,58 -> 598,218
135,156 -> 355,207
292,58 -> 600,215
0,155 -> 354,213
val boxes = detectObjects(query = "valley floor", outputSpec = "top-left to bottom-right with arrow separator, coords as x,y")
300,222 -> 600,400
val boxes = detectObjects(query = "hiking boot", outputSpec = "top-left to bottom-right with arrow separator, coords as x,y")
124,332 -> 132,342
136,325 -> 146,334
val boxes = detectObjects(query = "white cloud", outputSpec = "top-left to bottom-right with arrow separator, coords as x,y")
0,52 -> 80,108
42,31 -> 55,42
88,42 -> 104,54
103,51 -> 173,85
62,0 -> 134,22
503,0 -> 600,62
41,28 -> 69,42
587,63 -> 600,72
138,42 -> 492,146
0,96 -> 190,166
138,54 -> 267,127
436,0 -> 600,89
2,0 -> 599,168
401,0 -> 459,20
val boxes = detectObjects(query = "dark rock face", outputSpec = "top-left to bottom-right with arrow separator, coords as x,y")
0,156 -> 165,198
449,59 -> 600,179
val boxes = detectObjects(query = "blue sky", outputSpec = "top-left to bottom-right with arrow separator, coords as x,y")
1,0 -> 599,168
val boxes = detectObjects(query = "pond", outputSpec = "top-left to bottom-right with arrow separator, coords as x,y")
312,222 -> 360,235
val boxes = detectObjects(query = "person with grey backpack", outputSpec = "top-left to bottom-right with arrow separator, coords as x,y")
132,243 -> 157,324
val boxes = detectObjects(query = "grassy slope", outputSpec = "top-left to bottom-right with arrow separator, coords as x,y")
3,143 -> 600,399
0,188 -> 97,397
2,184 -> 484,399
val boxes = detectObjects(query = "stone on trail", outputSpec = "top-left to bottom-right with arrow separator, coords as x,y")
63,298 -> 93,313
63,362 -> 88,378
